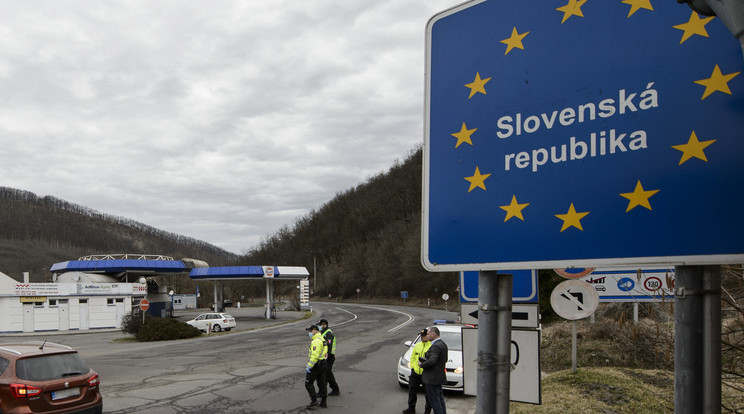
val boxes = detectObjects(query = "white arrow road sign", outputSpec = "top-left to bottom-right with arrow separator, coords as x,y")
550,280 -> 599,320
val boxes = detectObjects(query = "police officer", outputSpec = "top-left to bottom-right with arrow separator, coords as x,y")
305,324 -> 328,408
318,319 -> 340,396
403,328 -> 432,414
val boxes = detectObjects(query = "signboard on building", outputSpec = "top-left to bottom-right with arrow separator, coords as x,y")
12,283 -> 145,297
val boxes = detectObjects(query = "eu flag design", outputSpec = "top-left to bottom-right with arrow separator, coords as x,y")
422,0 -> 744,271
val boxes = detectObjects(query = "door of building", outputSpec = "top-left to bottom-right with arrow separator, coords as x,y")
58,299 -> 69,331
23,304 -> 34,333
79,299 -> 89,330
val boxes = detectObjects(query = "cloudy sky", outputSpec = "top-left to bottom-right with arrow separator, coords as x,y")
0,0 -> 460,255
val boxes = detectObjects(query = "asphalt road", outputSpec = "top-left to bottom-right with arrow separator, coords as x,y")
22,303 -> 476,413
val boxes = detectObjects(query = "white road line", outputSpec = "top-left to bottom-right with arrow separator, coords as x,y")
327,304 -> 416,332
333,307 -> 358,327
357,305 -> 415,332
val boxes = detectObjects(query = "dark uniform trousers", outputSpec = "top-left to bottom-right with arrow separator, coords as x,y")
325,353 -> 339,392
305,359 -> 328,401
407,371 -> 431,412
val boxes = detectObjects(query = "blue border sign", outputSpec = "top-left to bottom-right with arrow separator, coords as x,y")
422,1 -> 744,271
460,270 -> 538,303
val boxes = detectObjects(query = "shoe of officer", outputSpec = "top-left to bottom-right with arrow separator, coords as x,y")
319,399 -> 327,408
328,389 -> 340,396
402,408 -> 415,414
307,400 -> 319,408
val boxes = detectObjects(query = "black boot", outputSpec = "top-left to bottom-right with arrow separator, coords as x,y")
319,398 -> 327,408
307,399 -> 319,408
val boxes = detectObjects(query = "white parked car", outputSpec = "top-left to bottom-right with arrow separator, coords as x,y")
186,313 -> 236,332
397,322 -> 464,391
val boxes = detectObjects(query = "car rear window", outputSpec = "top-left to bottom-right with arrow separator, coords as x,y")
16,353 -> 90,381
0,357 -> 9,375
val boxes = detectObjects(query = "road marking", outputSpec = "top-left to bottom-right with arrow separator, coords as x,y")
356,305 -> 415,332
331,304 -> 415,332
333,307 -> 358,327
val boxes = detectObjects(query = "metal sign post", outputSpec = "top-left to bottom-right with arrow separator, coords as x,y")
477,272 -> 513,414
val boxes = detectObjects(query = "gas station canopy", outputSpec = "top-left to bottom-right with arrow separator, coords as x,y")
189,266 -> 309,281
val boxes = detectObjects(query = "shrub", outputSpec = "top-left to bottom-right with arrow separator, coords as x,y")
135,318 -> 202,342
120,311 -> 148,335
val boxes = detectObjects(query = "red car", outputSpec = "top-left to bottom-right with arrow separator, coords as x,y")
0,341 -> 102,414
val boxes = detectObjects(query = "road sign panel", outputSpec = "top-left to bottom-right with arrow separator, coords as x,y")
554,268 -> 595,279
581,267 -> 675,302
550,280 -> 599,320
422,1 -> 744,271
463,327 -> 541,404
461,303 -> 539,328
139,299 -> 150,311
459,270 -> 538,303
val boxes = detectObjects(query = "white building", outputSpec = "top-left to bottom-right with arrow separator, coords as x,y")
0,271 -> 147,334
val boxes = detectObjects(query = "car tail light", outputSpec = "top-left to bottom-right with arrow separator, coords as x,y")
10,383 -> 42,399
88,374 -> 100,388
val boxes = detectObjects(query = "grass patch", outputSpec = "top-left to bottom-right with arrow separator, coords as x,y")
509,368 -> 673,413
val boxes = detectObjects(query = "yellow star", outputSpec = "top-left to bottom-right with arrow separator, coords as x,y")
673,11 -> 715,44
451,122 -> 477,148
619,180 -> 660,212
464,166 -> 492,192
671,131 -> 716,165
555,203 -> 590,232
500,195 -> 530,222
500,27 -> 530,55
622,0 -> 653,17
556,0 -> 588,24
694,64 -> 740,100
465,72 -> 491,99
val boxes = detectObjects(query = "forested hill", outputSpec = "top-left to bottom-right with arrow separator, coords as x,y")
0,146 -> 458,300
240,146 -> 459,301
0,187 -> 238,282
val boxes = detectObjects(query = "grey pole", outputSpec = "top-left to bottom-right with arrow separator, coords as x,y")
265,279 -> 272,319
674,265 -> 704,413
477,271 -> 498,414
702,266 -> 721,413
495,274 -> 513,413
476,271 -> 513,414
213,283 -> 219,312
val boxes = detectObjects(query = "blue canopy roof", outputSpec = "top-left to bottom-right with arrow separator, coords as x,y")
50,259 -> 187,274
189,266 -> 309,281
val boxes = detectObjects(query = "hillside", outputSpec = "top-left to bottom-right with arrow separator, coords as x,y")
238,146 -> 460,301
0,187 -> 238,282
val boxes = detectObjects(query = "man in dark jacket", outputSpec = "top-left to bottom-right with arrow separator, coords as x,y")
318,319 -> 340,396
418,326 -> 448,414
